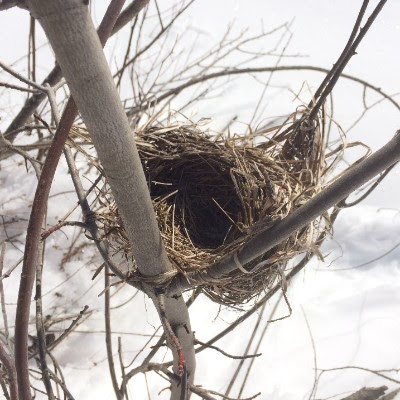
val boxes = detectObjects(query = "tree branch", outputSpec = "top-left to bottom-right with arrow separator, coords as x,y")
126,65 -> 400,117
4,0 -> 149,142
340,386 -> 387,400
184,130 -> 400,284
14,2 -> 125,399
0,0 -> 28,11
0,343 -> 18,400
27,1 -> 195,398
111,0 -> 149,35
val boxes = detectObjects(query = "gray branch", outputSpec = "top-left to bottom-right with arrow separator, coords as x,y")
27,1 -> 194,398
0,0 -> 28,11
341,386 -> 388,400
4,0 -> 148,142
185,131 -> 400,284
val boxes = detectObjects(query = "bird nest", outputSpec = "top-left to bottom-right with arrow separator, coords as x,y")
71,109 -> 341,306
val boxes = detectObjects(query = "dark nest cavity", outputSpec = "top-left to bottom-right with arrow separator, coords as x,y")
73,111 -> 344,306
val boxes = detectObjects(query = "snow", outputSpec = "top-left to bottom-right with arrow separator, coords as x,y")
1,1 -> 400,399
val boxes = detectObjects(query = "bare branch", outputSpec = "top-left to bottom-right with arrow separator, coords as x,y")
104,266 -> 122,400
309,0 -> 387,120
14,1 -> 125,398
321,366 -> 400,385
111,0 -> 149,35
27,2 -> 196,399
0,342 -> 18,400
340,386 -> 387,400
0,59 -> 46,91
0,0 -> 28,11
194,340 -> 261,361
127,65 -> 400,118
47,306 -> 90,352
5,0 -> 148,141
190,131 -> 400,283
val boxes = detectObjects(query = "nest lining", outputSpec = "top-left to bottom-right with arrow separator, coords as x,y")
72,112 -> 338,306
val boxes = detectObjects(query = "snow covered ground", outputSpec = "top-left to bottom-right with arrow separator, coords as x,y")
1,1 -> 400,399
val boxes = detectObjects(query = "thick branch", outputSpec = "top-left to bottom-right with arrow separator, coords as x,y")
111,0 -> 149,35
0,0 -> 28,11
29,0 -> 170,276
4,0 -> 149,141
341,386 -> 387,400
190,131 -> 400,282
28,1 -> 195,398
14,2 -> 125,399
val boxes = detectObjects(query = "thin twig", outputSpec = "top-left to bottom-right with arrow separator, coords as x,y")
47,369 -> 76,400
0,256 -> 23,283
14,3 -> 125,397
40,221 -> 87,240
301,306 -> 318,400
238,294 -> 283,398
117,337 -> 129,400
105,265 -> 122,400
34,228 -> 55,400
0,82 -> 39,93
0,243 -> 10,344
310,0 -> 369,110
195,339 -> 261,360
309,0 -> 388,121
0,342 -> 18,400
0,59 -> 46,91
47,305 -> 90,352
320,366 -> 400,385
225,301 -> 267,397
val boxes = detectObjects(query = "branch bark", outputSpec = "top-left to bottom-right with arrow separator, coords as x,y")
186,131 -> 400,284
341,386 -> 387,400
0,0 -> 28,11
4,0 -> 149,142
27,1 -> 194,398
14,2 -> 125,400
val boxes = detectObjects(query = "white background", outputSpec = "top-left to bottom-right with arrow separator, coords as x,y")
1,1 -> 400,399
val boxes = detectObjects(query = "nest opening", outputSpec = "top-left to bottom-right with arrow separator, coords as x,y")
148,155 -> 242,249
79,114 -> 344,307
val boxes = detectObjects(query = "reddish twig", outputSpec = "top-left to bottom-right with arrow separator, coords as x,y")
157,293 -> 185,377
156,292 -> 189,400
14,1 -> 125,398
14,98 -> 78,400
40,221 -> 87,240
104,265 -> 122,400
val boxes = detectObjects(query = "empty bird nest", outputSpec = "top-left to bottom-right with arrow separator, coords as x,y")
70,108 -> 345,306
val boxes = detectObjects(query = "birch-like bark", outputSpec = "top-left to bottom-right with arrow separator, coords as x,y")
28,1 -> 194,398
29,0 -> 169,277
